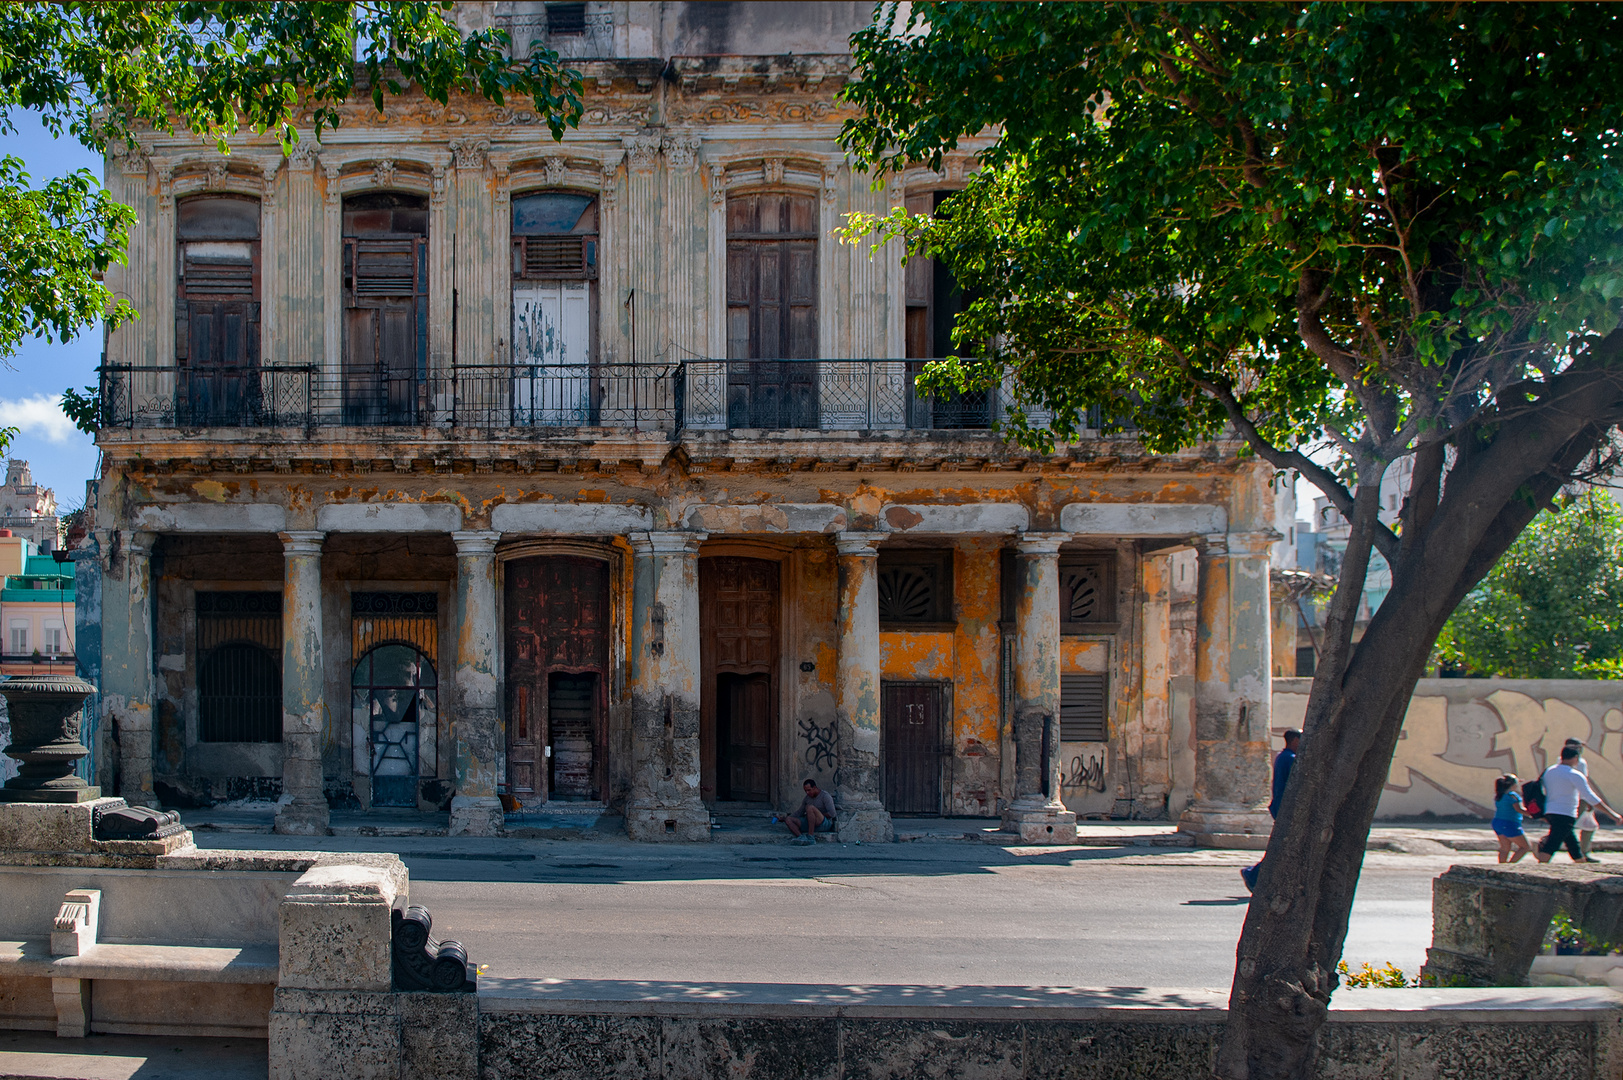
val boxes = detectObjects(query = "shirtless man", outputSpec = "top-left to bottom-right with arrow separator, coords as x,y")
786,779 -> 836,845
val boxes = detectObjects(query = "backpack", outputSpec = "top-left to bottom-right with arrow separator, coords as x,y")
1522,777 -> 1547,819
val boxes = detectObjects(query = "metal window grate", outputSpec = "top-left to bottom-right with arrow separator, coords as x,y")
1061,673 -> 1108,742
877,551 -> 953,625
196,591 -> 282,743
1060,558 -> 1113,624
546,2 -> 586,35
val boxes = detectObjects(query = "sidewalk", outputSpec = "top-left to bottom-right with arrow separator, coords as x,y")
175,802 -> 1605,854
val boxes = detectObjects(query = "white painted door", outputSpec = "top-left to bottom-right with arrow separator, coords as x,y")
512,280 -> 592,425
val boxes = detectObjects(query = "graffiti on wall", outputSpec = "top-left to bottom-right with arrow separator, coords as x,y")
1276,680 -> 1623,819
1061,752 -> 1107,793
798,717 -> 838,779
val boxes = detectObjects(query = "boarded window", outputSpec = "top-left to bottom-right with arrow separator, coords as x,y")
1060,673 -> 1108,742
726,192 -> 817,427
1060,556 -> 1116,628
877,550 -> 953,626
512,191 -> 598,280
175,196 -> 261,424
196,591 -> 282,743
343,193 -> 428,425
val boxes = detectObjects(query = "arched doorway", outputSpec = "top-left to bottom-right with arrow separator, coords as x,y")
353,643 -> 437,808
700,556 -> 780,805
504,555 -> 610,807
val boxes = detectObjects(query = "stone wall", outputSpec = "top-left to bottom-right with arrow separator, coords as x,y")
1273,678 -> 1623,819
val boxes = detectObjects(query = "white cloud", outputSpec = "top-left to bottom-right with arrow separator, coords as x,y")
0,394 -> 79,443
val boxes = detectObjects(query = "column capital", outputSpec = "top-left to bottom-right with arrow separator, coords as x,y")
279,530 -> 326,556
1015,531 -> 1069,556
835,531 -> 886,557
124,530 -> 158,559
629,529 -> 707,557
1199,532 -> 1230,558
451,529 -> 500,556
1226,530 -> 1282,559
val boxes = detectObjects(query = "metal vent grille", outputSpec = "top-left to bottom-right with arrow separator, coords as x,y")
1060,673 -> 1107,742
196,591 -> 282,743
352,241 -> 418,296
519,235 -> 593,278
1060,558 -> 1111,623
546,2 -> 586,35
184,258 -> 254,297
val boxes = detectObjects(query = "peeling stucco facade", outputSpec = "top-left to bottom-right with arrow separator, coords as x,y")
85,1 -> 1277,842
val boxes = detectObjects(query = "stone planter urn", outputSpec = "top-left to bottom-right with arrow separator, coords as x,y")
0,674 -> 100,803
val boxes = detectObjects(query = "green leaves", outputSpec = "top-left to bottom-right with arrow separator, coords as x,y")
0,156 -> 135,359
1435,495 -> 1623,679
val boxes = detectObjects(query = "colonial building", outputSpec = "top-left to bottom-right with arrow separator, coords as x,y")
87,1 -> 1277,841
0,460 -> 62,553
0,531 -> 76,678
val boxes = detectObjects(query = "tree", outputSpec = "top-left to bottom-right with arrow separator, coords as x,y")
840,4 -> 1623,1077
1436,496 -> 1623,679
0,1 -> 585,442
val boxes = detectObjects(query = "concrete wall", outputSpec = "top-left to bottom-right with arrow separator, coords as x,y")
1272,678 -> 1623,819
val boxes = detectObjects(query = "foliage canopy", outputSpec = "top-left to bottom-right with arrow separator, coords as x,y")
1436,496 -> 1623,679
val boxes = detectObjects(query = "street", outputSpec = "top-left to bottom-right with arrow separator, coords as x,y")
198,831 -> 1482,989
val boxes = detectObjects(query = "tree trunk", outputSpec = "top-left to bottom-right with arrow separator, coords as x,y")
1216,351 -> 1623,1079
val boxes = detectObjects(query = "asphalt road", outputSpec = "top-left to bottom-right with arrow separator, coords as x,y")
390,842 -> 1475,989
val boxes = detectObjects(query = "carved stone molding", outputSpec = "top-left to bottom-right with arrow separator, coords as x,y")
206,162 -> 229,190
322,161 -> 342,205
544,156 -> 567,186
708,163 -> 727,207
449,138 -> 490,170
493,163 -> 511,206
288,141 -> 319,171
762,157 -> 785,185
157,166 -> 175,204
113,143 -> 149,177
431,166 -> 448,208
600,158 -> 621,206
822,163 -> 841,204
372,159 -> 398,189
622,135 -> 662,173
663,136 -> 700,171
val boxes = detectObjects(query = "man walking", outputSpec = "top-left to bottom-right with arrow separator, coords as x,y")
1535,744 -> 1618,863
1242,729 -> 1300,892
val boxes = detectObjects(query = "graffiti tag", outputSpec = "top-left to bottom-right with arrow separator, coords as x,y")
1062,753 -> 1107,793
799,718 -> 838,773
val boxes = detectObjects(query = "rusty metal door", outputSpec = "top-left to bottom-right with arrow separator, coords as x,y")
883,682 -> 944,815
505,556 -> 609,807
700,557 -> 779,804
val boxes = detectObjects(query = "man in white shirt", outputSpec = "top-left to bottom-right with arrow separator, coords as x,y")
1536,745 -> 1619,863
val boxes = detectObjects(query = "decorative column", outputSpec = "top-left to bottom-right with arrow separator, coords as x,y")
276,531 -> 330,836
1177,532 -> 1275,846
625,531 -> 710,841
834,532 -> 893,843
449,530 -> 503,836
104,531 -> 158,809
1002,533 -> 1077,843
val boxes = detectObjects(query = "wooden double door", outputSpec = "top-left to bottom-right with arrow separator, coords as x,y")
504,555 -> 609,806
700,557 -> 780,804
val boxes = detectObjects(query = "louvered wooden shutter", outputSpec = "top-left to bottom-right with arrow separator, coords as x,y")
349,239 -> 420,296
1060,674 -> 1108,742
513,235 -> 595,279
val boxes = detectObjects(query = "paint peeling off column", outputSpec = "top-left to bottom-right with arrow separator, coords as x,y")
276,531 -> 330,836
450,530 -> 503,837
834,532 -> 893,843
625,531 -> 711,841
1177,532 -> 1274,847
1003,533 -> 1077,844
108,531 -> 158,809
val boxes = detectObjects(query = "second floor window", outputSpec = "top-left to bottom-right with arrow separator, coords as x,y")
511,191 -> 598,425
175,195 -> 261,424
726,191 -> 818,427
905,189 -> 987,428
343,192 -> 429,425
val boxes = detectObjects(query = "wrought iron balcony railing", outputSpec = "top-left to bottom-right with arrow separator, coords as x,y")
95,360 -> 1056,435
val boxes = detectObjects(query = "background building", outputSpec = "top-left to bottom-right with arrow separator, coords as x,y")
0,531 -> 76,677
84,1 -> 1279,843
0,460 -> 61,553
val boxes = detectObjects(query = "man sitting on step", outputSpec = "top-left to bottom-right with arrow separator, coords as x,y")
786,779 -> 837,845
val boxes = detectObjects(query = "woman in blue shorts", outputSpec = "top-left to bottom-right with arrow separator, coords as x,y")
1493,774 -> 1531,863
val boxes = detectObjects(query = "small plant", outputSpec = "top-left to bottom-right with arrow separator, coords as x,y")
1547,912 -> 1617,956
1337,960 -> 1418,988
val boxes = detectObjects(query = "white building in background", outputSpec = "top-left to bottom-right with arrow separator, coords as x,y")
0,460 -> 61,552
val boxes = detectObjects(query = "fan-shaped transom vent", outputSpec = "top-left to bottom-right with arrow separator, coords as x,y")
877,551 -> 953,625
1060,559 -> 1111,624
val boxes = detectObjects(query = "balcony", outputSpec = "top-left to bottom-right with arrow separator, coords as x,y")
97,361 -> 1034,437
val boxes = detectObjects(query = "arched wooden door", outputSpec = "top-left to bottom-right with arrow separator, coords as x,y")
700,556 -> 780,804
504,555 -> 609,807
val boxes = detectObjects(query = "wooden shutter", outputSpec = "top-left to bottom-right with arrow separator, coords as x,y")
1060,674 -> 1108,742
905,192 -> 933,359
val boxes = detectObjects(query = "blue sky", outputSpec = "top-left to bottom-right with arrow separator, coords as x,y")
2,110 -> 105,512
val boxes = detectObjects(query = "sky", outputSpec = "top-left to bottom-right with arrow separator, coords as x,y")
2,110 -> 105,513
